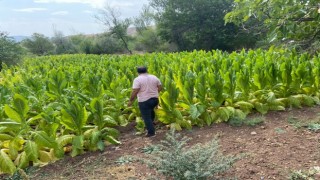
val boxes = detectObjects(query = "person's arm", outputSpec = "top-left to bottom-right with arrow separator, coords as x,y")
128,88 -> 139,107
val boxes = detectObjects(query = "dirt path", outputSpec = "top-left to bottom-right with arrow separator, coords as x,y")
25,106 -> 320,179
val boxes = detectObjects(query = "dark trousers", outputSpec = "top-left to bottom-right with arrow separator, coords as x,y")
138,98 -> 159,135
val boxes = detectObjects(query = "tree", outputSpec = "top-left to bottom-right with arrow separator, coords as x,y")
134,5 -> 154,35
22,33 -> 54,55
52,30 -> 77,54
133,5 -> 175,52
95,6 -> 132,54
90,33 -> 125,54
225,0 -> 320,53
149,0 -> 258,51
134,28 -> 163,52
0,32 -> 24,67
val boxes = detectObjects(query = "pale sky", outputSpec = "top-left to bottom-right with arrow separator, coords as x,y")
0,0 -> 149,37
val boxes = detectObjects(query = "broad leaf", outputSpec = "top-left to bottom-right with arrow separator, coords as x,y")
0,149 -> 16,174
105,135 -> 120,145
33,131 -> 57,149
71,135 -> 84,157
13,94 -> 29,119
25,141 -> 39,162
4,105 -> 22,123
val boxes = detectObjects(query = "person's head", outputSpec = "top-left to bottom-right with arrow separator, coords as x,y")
137,66 -> 147,74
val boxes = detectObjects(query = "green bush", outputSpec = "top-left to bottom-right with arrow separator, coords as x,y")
0,32 -> 24,66
140,130 -> 239,180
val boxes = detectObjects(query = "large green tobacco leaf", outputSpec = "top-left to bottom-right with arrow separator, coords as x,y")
234,101 -> 254,115
4,94 -> 30,123
0,122 -> 21,131
32,131 -> 63,157
176,71 -> 195,104
25,141 -> 39,162
8,137 -> 21,160
71,135 -> 84,157
4,105 -> 21,123
61,101 -> 88,135
0,149 -> 16,174
90,98 -> 105,129
47,70 -> 68,97
0,134 -> 14,141
13,94 -> 29,119
190,105 -> 201,120
105,135 -> 121,145
57,135 -> 74,148
17,151 -> 29,169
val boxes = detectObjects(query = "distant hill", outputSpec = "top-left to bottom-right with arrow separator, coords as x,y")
10,36 -> 29,42
8,27 -> 139,42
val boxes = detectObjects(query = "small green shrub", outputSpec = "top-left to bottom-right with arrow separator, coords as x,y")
115,156 -> 135,165
227,117 -> 244,127
244,117 -> 265,127
307,123 -> 320,132
228,116 -> 264,127
141,145 -> 161,154
139,130 -> 240,180
275,127 -> 286,134
287,117 -> 303,129
289,166 -> 320,180
287,116 -> 320,132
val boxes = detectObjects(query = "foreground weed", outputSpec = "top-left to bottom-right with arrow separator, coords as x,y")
138,130 -> 240,180
275,127 -> 286,134
289,166 -> 320,180
228,116 -> 265,127
244,117 -> 265,127
287,116 -> 303,129
307,123 -> 320,132
288,116 -> 320,132
5,168 -> 32,180
115,156 -> 135,165
141,145 -> 161,154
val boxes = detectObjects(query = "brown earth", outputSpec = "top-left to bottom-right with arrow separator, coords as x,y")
10,106 -> 320,179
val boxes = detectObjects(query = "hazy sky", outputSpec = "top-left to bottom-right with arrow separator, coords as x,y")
0,0 -> 148,36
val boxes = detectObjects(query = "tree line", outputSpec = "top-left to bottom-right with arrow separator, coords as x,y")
1,0 -> 319,67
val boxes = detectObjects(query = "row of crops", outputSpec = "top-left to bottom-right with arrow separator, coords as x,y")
0,48 -> 320,174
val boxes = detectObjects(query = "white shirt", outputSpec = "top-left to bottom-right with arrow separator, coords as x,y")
132,73 -> 161,102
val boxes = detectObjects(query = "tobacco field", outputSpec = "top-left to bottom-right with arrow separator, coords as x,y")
0,48 -> 320,174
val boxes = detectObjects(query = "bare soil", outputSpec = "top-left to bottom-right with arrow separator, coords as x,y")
10,107 -> 320,179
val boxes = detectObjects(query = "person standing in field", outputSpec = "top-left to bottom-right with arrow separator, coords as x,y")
128,66 -> 162,137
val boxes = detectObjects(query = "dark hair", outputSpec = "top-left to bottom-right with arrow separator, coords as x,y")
137,66 -> 147,73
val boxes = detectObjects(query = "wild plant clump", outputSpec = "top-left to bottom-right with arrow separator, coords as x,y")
140,130 -> 240,180
289,166 -> 320,180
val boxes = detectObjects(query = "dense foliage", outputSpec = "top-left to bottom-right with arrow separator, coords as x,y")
225,0 -> 320,53
0,49 -> 319,174
150,0 -> 258,51
21,33 -> 55,55
0,32 -> 24,67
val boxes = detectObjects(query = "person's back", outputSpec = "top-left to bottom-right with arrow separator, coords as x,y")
133,74 -> 160,102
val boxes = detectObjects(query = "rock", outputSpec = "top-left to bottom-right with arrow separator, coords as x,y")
251,131 -> 257,135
